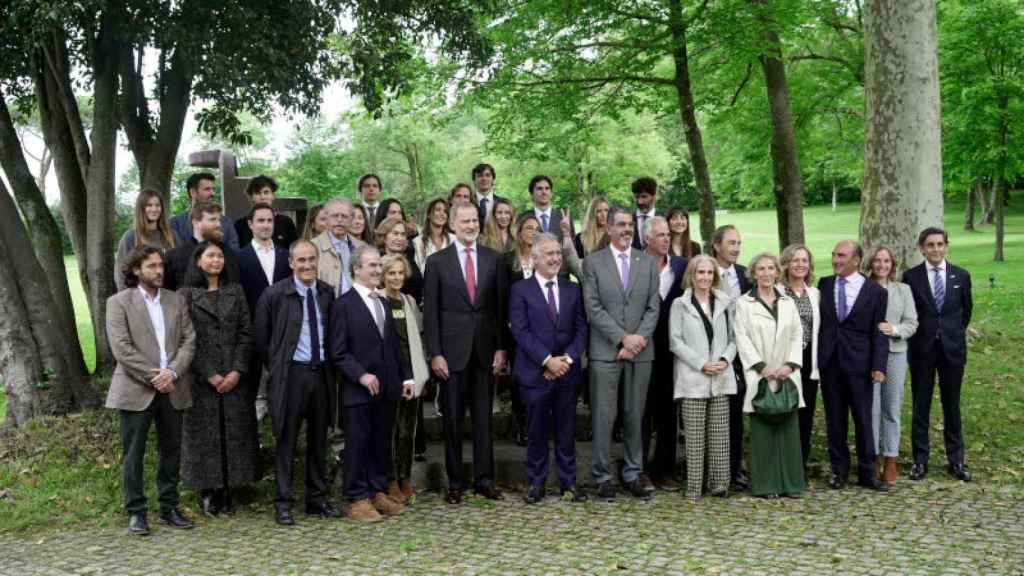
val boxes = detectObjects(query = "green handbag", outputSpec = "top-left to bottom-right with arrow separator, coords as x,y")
751,377 -> 799,423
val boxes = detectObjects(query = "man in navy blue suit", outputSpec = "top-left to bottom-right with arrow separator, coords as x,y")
238,204 -> 291,315
509,233 -> 589,504
329,245 -> 415,522
818,239 -> 890,491
641,217 -> 687,491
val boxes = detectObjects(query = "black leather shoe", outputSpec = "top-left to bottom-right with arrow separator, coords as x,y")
127,513 -> 150,536
857,477 -> 889,492
200,489 -> 219,516
596,481 -> 616,501
623,479 -> 652,499
159,508 -> 195,529
561,485 -> 588,502
828,474 -> 846,490
948,463 -> 972,482
445,488 -> 464,504
475,486 -> 505,500
220,489 -> 234,515
275,508 -> 295,526
909,463 -> 928,481
304,502 -> 342,517
523,485 -> 546,504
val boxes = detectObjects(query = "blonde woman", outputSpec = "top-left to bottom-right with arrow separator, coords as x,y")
779,244 -> 821,472
669,255 -> 736,500
481,197 -> 516,253
864,245 -> 918,484
572,196 -> 610,259
302,204 -> 328,240
735,252 -> 805,498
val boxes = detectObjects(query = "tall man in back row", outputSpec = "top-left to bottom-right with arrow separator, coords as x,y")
423,200 -> 508,504
583,206 -> 661,500
904,227 -> 973,482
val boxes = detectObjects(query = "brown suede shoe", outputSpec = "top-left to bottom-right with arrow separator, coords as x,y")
652,477 -> 681,492
344,499 -> 382,523
400,479 -> 415,501
387,480 -> 408,505
372,492 -> 406,516
883,457 -> 898,485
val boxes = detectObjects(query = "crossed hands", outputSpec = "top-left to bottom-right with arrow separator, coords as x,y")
150,368 -> 176,393
759,365 -> 795,381
701,360 -> 729,376
616,334 -> 647,361
543,355 -> 572,380
208,371 -> 241,394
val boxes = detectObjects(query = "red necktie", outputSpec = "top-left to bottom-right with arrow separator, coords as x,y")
464,247 -> 476,304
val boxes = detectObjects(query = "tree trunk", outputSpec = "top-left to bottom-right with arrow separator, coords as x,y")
668,0 -> 716,245
994,93 -> 1008,262
964,178 -> 978,231
832,172 -> 838,212
0,96 -> 90,381
859,0 -> 944,272
978,178 -> 993,224
994,177 -> 1005,261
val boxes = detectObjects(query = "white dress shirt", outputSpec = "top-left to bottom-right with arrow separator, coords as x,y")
926,259 -> 947,295
252,239 -> 276,285
139,286 -> 168,369
657,258 -> 675,300
834,271 -> 866,315
353,282 -> 414,387
535,206 -> 553,232
477,192 -> 495,217
535,271 -> 560,312
719,264 -> 742,300
609,243 -> 631,288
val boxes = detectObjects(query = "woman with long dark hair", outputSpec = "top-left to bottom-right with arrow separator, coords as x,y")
116,189 -> 180,289
667,207 -> 701,258
414,198 -> 455,271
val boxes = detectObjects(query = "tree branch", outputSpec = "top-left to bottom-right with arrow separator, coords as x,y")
730,62 -> 754,106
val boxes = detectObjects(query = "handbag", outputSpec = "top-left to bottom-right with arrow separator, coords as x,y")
751,377 -> 798,423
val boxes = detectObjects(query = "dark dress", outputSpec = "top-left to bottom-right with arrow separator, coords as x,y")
180,284 -> 258,490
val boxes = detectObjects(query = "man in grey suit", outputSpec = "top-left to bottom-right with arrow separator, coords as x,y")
582,206 -> 660,500
519,175 -> 573,243
106,245 -> 196,536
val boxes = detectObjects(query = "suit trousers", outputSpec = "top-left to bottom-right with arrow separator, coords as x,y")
910,343 -> 965,466
274,364 -> 330,509
642,355 -> 678,479
728,358 -> 748,480
590,359 -> 652,485
521,376 -> 579,489
796,346 -> 819,468
392,397 -> 420,481
821,362 -> 876,483
343,400 -> 397,501
440,353 -> 495,491
120,393 -> 182,515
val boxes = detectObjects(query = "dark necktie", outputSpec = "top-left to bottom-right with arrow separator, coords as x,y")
371,292 -> 386,337
837,277 -> 848,322
546,280 -> 558,323
479,198 -> 489,221
307,287 -> 321,364
932,267 -> 945,311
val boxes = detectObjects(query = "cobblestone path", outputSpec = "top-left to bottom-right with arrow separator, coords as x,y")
2,479 -> 1022,575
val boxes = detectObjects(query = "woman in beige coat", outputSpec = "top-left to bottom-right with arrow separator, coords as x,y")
669,255 -> 737,500
735,253 -> 805,498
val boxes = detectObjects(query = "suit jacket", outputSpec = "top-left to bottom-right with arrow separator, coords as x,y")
669,288 -> 736,399
904,262 -> 972,366
631,210 -> 657,250
253,276 -> 336,438
170,211 -> 240,253
423,242 -> 507,372
581,246 -> 661,362
817,275 -> 890,377
519,207 -> 575,243
238,243 -> 291,314
311,231 -> 353,297
163,237 -> 241,292
329,288 -> 412,407
735,291 -> 806,412
653,255 -> 687,358
509,277 -> 588,389
105,287 -> 196,411
234,214 -> 298,250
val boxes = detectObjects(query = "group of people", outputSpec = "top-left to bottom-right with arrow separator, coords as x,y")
106,163 -> 974,536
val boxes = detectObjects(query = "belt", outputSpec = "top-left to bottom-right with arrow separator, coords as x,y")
290,361 -> 324,372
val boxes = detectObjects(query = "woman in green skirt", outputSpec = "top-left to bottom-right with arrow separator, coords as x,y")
734,253 -> 805,498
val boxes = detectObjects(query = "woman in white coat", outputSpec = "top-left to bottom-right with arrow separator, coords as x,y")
779,244 -> 821,472
735,253 -> 805,498
669,255 -> 737,501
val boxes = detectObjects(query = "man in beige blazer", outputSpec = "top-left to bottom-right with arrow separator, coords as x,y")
311,197 -> 356,296
106,245 -> 196,536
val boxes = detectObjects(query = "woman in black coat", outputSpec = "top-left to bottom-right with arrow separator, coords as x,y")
179,241 -> 257,515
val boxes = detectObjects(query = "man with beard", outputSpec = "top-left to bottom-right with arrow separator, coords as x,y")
106,245 -> 197,535
169,172 -> 240,253
423,201 -> 508,504
164,202 -> 240,291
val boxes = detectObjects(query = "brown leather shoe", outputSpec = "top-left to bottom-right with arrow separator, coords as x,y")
344,499 -> 382,523
387,480 -> 408,505
638,473 -> 655,493
883,457 -> 898,485
874,457 -> 881,480
400,479 -> 415,501
652,477 -> 680,492
371,492 -> 406,516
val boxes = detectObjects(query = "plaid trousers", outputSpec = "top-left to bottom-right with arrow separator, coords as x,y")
681,396 -> 730,500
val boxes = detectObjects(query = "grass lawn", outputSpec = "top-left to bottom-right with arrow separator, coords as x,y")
0,199 -> 1021,532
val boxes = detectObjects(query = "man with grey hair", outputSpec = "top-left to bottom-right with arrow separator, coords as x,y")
312,197 -> 356,296
582,206 -> 660,500
423,200 -> 508,503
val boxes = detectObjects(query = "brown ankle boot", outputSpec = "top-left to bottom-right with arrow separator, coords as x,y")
883,457 -> 898,484
400,479 -> 415,501
387,480 -> 407,505
874,457 -> 881,480
372,492 -> 406,516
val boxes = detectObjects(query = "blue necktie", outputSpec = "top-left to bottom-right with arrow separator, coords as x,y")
837,277 -> 848,322
541,213 -> 549,232
932,267 -> 945,311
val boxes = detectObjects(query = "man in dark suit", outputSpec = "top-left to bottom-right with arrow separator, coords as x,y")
358,173 -> 384,244
641,216 -> 687,491
234,175 -> 298,249
631,177 -> 659,250
518,175 -> 574,243
423,200 -> 508,503
253,239 -> 341,525
169,172 -> 240,253
106,245 -> 196,535
904,227 -> 973,482
509,233 -> 589,504
330,245 -> 415,521
472,163 -> 508,226
164,202 -> 240,291
818,239 -> 889,491
238,204 -> 291,314
711,224 -> 751,489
